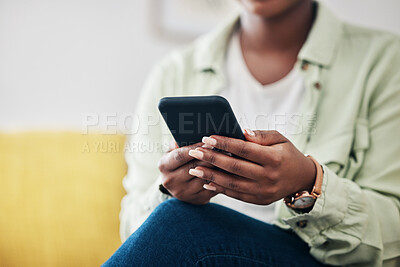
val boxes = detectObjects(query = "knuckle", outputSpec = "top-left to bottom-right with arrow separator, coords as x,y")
228,178 -> 238,190
173,150 -> 185,163
230,160 -> 242,173
269,150 -> 283,167
157,160 -> 165,172
266,185 -> 278,195
237,142 -> 249,157
161,175 -> 173,189
220,139 -> 229,152
267,170 -> 280,182
209,153 -> 216,164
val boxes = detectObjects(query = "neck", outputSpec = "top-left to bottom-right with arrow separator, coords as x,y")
240,1 -> 314,52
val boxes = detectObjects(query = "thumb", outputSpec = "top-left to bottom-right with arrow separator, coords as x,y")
243,129 -> 288,146
168,139 -> 179,152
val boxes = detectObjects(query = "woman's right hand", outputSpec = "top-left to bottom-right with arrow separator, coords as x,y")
158,142 -> 217,205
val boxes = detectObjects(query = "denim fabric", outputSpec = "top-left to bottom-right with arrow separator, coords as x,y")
104,199 -> 328,267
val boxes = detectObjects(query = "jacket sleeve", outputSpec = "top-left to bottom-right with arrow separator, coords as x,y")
119,60 -> 174,242
275,40 -> 400,267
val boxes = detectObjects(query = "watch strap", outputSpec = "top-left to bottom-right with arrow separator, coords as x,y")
159,184 -> 172,196
284,155 -> 323,211
307,155 -> 323,197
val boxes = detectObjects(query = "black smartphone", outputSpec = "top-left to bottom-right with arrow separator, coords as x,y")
158,95 -> 245,147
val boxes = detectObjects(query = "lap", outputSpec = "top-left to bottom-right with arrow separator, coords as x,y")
104,198 -> 328,267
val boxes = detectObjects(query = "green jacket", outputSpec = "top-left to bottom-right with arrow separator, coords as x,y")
120,3 -> 400,266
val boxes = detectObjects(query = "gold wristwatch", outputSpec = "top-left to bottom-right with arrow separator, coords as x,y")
284,155 -> 323,213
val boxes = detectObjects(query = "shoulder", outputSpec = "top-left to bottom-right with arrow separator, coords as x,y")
152,42 -> 198,77
339,23 -> 400,109
151,15 -> 238,79
335,21 -> 400,90
340,22 -> 400,57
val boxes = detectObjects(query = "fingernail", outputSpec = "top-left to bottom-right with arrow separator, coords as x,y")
202,144 -> 213,149
188,149 -> 203,159
203,184 -> 217,191
189,168 -> 204,177
202,136 -> 217,146
244,128 -> 255,137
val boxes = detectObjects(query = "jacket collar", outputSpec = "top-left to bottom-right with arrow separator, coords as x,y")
193,2 -> 343,73
298,2 -> 343,67
193,14 -> 239,73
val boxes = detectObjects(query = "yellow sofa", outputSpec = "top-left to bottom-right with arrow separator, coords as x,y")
0,132 -> 127,266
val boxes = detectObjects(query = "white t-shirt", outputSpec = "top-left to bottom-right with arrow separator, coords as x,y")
212,31 -> 306,223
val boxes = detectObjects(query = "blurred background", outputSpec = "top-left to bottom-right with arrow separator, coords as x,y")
1,0 -> 400,131
0,0 -> 399,266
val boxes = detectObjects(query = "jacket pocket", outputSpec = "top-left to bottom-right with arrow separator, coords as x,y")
307,131 -> 354,174
352,118 -> 370,152
305,118 -> 370,176
347,118 -> 370,179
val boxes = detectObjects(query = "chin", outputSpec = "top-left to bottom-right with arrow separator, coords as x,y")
239,0 -> 303,18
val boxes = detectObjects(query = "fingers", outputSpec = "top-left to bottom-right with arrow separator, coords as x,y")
159,142 -> 204,171
161,159 -> 214,197
173,160 -> 214,181
162,169 -> 217,205
188,147 -> 264,179
204,182 -> 262,205
244,130 -> 288,146
189,166 -> 256,194
161,160 -> 212,189
167,139 -> 179,152
201,135 -> 270,164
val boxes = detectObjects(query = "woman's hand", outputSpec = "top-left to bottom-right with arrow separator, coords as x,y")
158,142 -> 217,205
188,130 -> 316,205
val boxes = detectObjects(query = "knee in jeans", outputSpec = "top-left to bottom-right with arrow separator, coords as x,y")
151,198 -> 209,222
154,198 -> 191,215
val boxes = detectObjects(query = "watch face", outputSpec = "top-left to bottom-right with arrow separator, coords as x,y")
293,196 -> 315,208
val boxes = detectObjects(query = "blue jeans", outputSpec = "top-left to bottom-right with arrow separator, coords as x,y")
103,199 -> 328,267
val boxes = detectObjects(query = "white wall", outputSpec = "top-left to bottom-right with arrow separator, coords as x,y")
0,0 -> 399,131
0,0 -> 178,131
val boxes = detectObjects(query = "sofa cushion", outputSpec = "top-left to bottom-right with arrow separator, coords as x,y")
0,132 -> 126,266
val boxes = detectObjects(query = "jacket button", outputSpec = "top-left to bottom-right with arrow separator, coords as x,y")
301,62 -> 309,71
296,220 -> 308,228
314,82 -> 321,90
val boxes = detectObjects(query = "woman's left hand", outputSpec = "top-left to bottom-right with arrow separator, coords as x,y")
188,130 -> 317,205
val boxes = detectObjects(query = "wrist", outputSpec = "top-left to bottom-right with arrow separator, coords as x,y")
303,155 -> 317,192
284,155 -> 323,213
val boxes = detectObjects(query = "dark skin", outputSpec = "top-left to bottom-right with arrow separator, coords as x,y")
189,130 -> 316,205
240,0 -> 314,85
158,142 -> 218,205
159,0 -> 316,205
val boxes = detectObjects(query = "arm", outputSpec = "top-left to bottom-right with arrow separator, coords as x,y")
276,39 -> 400,266
120,55 -> 217,241
187,43 -> 400,266
119,62 -> 171,241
